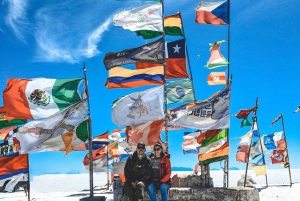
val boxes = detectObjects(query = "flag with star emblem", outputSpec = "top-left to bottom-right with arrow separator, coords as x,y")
135,38 -> 189,78
166,79 -> 195,104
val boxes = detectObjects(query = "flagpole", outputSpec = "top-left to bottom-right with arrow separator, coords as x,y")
178,11 -> 196,102
161,0 -> 169,152
280,114 -> 292,186
83,63 -> 94,197
106,130 -> 110,190
26,154 -> 30,201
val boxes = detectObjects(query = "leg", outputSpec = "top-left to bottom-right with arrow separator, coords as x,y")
159,183 -> 170,201
135,181 -> 146,201
147,182 -> 158,201
123,182 -> 135,201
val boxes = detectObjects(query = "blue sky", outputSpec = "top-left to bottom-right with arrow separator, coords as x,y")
1,0 -> 300,178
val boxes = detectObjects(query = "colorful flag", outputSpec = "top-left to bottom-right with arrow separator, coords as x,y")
3,78 -> 83,120
0,153 -> 28,180
113,4 -> 162,32
199,129 -> 227,154
249,157 -> 266,176
136,13 -> 183,39
261,131 -> 285,151
168,84 -> 230,130
195,0 -> 228,25
103,37 -> 163,70
236,130 -> 253,163
206,72 -> 226,85
182,135 -> 200,154
198,141 -> 229,165
0,107 -> 27,130
126,120 -> 164,146
0,126 -> 15,140
270,114 -> 282,127
106,66 -> 164,89
270,150 -> 287,164
135,38 -> 189,78
89,131 -> 110,150
112,86 -> 164,126
233,107 -> 256,119
197,129 -> 221,144
16,100 -> 88,154
249,141 -> 262,161
205,40 -> 228,69
293,106 -> 300,113
166,79 -> 195,104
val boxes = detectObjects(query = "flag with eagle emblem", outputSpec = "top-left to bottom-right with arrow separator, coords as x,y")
166,79 -> 195,104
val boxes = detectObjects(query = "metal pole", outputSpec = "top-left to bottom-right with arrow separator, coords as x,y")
106,131 -> 110,190
280,114 -> 292,186
83,63 -> 94,197
26,154 -> 30,201
178,12 -> 196,102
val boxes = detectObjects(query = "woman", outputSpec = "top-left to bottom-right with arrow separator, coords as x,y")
147,142 -> 171,201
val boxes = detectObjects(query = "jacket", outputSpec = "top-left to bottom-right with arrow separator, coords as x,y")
149,152 -> 171,186
124,151 -> 152,185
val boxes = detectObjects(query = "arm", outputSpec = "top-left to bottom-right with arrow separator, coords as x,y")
160,158 -> 171,183
124,158 -> 133,183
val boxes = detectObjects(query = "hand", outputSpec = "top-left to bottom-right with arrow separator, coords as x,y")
131,182 -> 136,188
155,181 -> 161,187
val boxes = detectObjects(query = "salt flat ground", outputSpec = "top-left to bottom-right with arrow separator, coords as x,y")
0,169 -> 299,201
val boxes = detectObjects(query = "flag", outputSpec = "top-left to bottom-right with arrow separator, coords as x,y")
103,37 -> 163,70
249,141 -> 262,161
166,79 -> 195,104
136,13 -> 183,39
0,153 -> 28,180
206,72 -> 226,85
261,131 -> 285,151
270,150 -> 287,164
106,66 -> 164,89
3,78 -> 83,120
16,100 -> 88,154
198,141 -> 229,165
4,173 -> 25,192
112,154 -> 132,175
113,4 -> 162,32
270,114 -> 282,127
195,0 -> 228,25
205,40 -> 228,69
182,130 -> 201,154
236,130 -> 253,163
0,127 -> 15,140
240,118 -> 252,128
126,120 -> 164,146
197,129 -> 221,144
112,86 -> 164,126
199,129 -> 227,154
89,131 -> 110,150
136,38 -> 189,78
168,84 -> 230,130
293,106 -> 300,113
0,107 -> 27,130
249,157 -> 266,176
233,107 -> 256,119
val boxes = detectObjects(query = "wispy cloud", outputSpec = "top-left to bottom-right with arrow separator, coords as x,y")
4,0 -> 29,42
33,0 -> 112,63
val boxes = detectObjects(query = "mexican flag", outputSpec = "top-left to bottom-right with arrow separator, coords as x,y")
3,78 -> 83,120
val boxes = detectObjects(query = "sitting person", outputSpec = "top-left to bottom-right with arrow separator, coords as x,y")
147,142 -> 171,201
123,142 -> 152,201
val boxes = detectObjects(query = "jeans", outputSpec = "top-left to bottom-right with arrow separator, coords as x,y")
123,181 -> 146,201
147,182 -> 170,201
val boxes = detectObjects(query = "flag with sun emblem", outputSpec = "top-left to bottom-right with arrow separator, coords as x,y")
166,79 -> 195,104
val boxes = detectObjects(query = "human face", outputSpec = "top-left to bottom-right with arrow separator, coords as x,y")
153,146 -> 161,157
137,147 -> 145,155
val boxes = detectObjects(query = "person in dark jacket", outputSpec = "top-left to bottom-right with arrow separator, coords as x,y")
123,142 -> 152,201
147,142 -> 171,201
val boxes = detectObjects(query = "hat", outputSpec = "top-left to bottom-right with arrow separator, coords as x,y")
137,142 -> 146,149
154,142 -> 162,149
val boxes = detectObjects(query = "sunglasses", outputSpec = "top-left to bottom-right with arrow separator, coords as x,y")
137,147 -> 145,150
154,148 -> 161,151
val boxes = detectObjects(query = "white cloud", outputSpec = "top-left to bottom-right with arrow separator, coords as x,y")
4,0 -> 29,42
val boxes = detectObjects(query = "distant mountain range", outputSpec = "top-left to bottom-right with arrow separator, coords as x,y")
171,167 -> 240,171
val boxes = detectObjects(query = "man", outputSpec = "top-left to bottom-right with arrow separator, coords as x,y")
123,142 -> 152,201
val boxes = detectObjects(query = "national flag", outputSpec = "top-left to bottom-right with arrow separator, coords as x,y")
206,72 -> 226,85
270,150 -> 287,164
0,127 -> 15,140
197,129 -> 221,144
89,131 -> 110,150
16,100 -> 88,154
125,120 -> 164,146
0,107 -> 27,130
233,107 -> 256,119
195,0 -> 228,25
293,106 -> 300,113
182,130 -> 201,154
261,131 -> 286,151
3,78 -> 83,120
249,157 -> 266,176
136,13 -> 183,39
198,141 -> 229,165
136,38 -> 189,79
106,66 -> 164,89
205,40 -> 228,69
113,4 -> 162,32
236,130 -> 253,163
112,154 -> 132,175
199,129 -> 227,154
168,84 -> 230,130
0,153 -> 28,180
239,118 -> 252,128
104,37 -> 163,70
166,79 -> 195,104
270,114 -> 282,127
249,141 -> 262,161
112,86 -> 164,126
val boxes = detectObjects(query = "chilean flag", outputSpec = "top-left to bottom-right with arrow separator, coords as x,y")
195,1 -> 228,25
